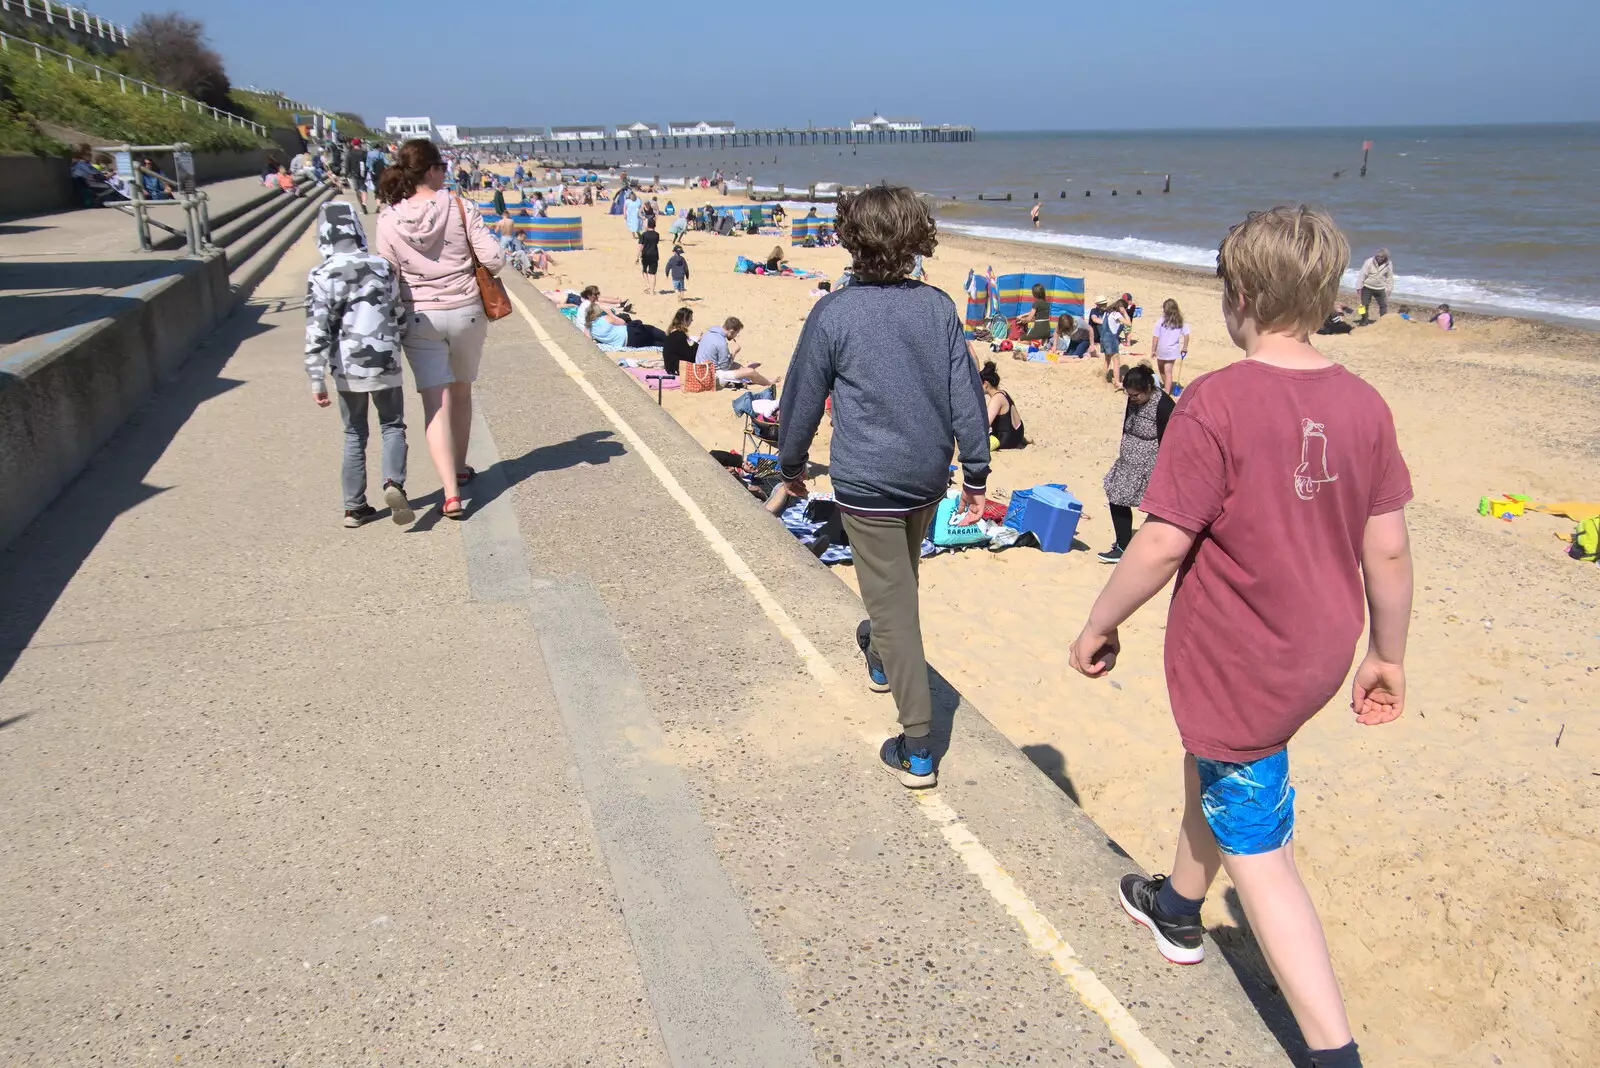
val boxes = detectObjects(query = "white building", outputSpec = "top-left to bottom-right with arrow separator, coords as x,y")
667,120 -> 737,136
385,116 -> 435,139
434,124 -> 458,144
850,114 -> 923,132
617,121 -> 663,138
550,125 -> 608,141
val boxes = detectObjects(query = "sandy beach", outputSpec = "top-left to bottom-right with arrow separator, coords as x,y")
501,175 -> 1598,1067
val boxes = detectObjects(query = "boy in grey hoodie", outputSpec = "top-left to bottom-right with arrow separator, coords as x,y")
305,200 -> 413,528
779,186 -> 990,789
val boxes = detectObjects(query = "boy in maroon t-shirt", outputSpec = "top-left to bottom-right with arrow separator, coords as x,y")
1069,206 -> 1414,1068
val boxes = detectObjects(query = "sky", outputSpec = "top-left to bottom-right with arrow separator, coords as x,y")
89,0 -> 1600,132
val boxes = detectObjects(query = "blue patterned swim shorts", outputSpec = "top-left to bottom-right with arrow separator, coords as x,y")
1194,749 -> 1296,856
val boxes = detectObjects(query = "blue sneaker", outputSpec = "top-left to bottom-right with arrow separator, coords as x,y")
880,733 -> 936,789
856,619 -> 892,693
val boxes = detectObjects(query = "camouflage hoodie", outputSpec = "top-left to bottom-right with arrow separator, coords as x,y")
304,201 -> 404,393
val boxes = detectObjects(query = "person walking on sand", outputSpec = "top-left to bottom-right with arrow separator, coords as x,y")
778,184 -> 991,790
665,244 -> 690,301
1355,247 -> 1394,324
304,200 -> 414,528
1070,206 -> 1413,1068
1030,201 -> 1041,228
1151,298 -> 1191,394
375,139 -> 504,522
1096,363 -> 1173,563
638,218 -> 662,292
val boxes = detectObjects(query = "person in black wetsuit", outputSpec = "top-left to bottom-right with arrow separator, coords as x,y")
980,361 -> 1026,450
662,307 -> 697,376
638,218 -> 662,293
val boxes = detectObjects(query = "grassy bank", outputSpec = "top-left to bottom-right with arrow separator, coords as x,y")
0,47 -> 269,153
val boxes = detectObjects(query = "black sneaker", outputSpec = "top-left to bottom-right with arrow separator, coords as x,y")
383,480 -> 415,526
343,504 -> 378,528
1118,874 -> 1204,964
1097,544 -> 1124,564
879,733 -> 936,789
856,620 -> 891,693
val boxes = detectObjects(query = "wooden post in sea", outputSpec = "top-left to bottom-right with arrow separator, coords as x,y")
1360,140 -> 1371,177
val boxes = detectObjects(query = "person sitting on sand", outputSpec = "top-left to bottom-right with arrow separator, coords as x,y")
980,361 -> 1026,450
765,245 -> 787,273
662,307 -> 698,376
1020,282 -> 1053,345
1052,313 -> 1092,357
1430,303 -> 1453,330
584,302 -> 668,350
696,316 -> 773,387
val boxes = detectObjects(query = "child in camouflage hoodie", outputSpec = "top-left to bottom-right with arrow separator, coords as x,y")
304,200 -> 413,528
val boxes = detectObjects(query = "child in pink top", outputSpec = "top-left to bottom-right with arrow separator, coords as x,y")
1070,206 -> 1413,1068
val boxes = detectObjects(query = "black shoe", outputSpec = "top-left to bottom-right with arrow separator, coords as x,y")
879,733 -> 936,789
1097,544 -> 1124,564
856,620 -> 891,693
343,504 -> 378,529
1119,874 -> 1204,964
383,481 -> 414,526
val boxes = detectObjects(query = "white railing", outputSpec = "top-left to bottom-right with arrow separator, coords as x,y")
0,0 -> 127,46
0,30 -> 267,137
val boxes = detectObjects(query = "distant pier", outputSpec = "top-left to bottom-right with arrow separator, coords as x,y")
452,125 -> 976,155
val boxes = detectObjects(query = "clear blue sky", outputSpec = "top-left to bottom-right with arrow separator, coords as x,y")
91,0 -> 1600,131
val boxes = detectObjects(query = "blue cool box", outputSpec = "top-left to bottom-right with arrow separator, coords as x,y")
1019,486 -> 1083,553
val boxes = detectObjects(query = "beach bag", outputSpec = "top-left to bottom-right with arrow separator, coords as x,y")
931,493 -> 990,548
682,362 -> 716,393
1569,516 -> 1600,561
454,197 -> 511,321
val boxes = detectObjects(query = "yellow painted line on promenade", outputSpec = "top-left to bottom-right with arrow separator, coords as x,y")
512,290 -> 840,687
512,289 -> 1175,1068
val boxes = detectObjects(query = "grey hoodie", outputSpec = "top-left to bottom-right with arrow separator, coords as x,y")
779,280 -> 990,514
304,201 -> 404,393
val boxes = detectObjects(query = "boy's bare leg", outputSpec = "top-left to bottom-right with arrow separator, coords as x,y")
1223,843 -> 1353,1052
1169,754 -> 1224,901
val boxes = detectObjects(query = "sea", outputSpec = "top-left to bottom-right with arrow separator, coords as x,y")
611,125 -> 1600,324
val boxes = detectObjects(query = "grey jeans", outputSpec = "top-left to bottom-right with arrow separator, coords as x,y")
337,387 -> 407,509
840,503 -> 940,738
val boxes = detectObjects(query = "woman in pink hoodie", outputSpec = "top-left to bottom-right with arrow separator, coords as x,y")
375,139 -> 504,520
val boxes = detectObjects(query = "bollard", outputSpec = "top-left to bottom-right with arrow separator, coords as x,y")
1111,190 -> 1117,196
1005,193 -> 1012,201
1032,192 -> 1038,199
1060,191 -> 1066,198
1085,190 -> 1091,197
1163,173 -> 1171,193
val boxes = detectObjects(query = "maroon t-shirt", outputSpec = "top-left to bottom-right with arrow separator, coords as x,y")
1140,360 -> 1412,761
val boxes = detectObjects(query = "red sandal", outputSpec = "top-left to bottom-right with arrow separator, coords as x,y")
455,465 -> 477,485
442,496 -> 466,520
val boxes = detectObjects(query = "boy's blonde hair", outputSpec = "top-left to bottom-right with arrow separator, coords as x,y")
1215,206 -> 1349,337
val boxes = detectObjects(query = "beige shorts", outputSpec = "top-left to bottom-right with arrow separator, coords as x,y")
403,303 -> 488,391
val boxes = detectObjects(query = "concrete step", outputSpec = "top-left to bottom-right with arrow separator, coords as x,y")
224,184 -> 328,278
150,177 -> 319,253
210,189 -> 304,251
227,184 -> 334,304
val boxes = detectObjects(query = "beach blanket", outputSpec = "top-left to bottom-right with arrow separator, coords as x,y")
733,255 -> 825,279
777,496 -> 945,566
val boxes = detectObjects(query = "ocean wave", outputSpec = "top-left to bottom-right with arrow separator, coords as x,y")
941,223 -> 1600,323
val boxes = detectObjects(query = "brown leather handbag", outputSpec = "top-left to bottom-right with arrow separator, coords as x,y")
454,195 -> 512,321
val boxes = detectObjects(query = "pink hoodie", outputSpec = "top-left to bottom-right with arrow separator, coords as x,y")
375,188 -> 504,312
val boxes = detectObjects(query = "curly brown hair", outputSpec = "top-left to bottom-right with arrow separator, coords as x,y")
835,184 -> 937,284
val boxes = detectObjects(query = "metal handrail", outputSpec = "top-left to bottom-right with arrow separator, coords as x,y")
0,0 -> 129,46
0,29 -> 268,136
93,141 -> 212,255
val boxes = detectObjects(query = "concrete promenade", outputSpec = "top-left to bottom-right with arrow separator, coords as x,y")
0,226 -> 1295,1065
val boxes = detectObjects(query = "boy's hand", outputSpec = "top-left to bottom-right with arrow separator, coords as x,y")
1352,653 -> 1405,725
313,391 -> 331,408
1070,624 -> 1120,678
951,488 -> 986,525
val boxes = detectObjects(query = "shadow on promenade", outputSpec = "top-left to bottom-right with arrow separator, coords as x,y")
0,307 -> 271,688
